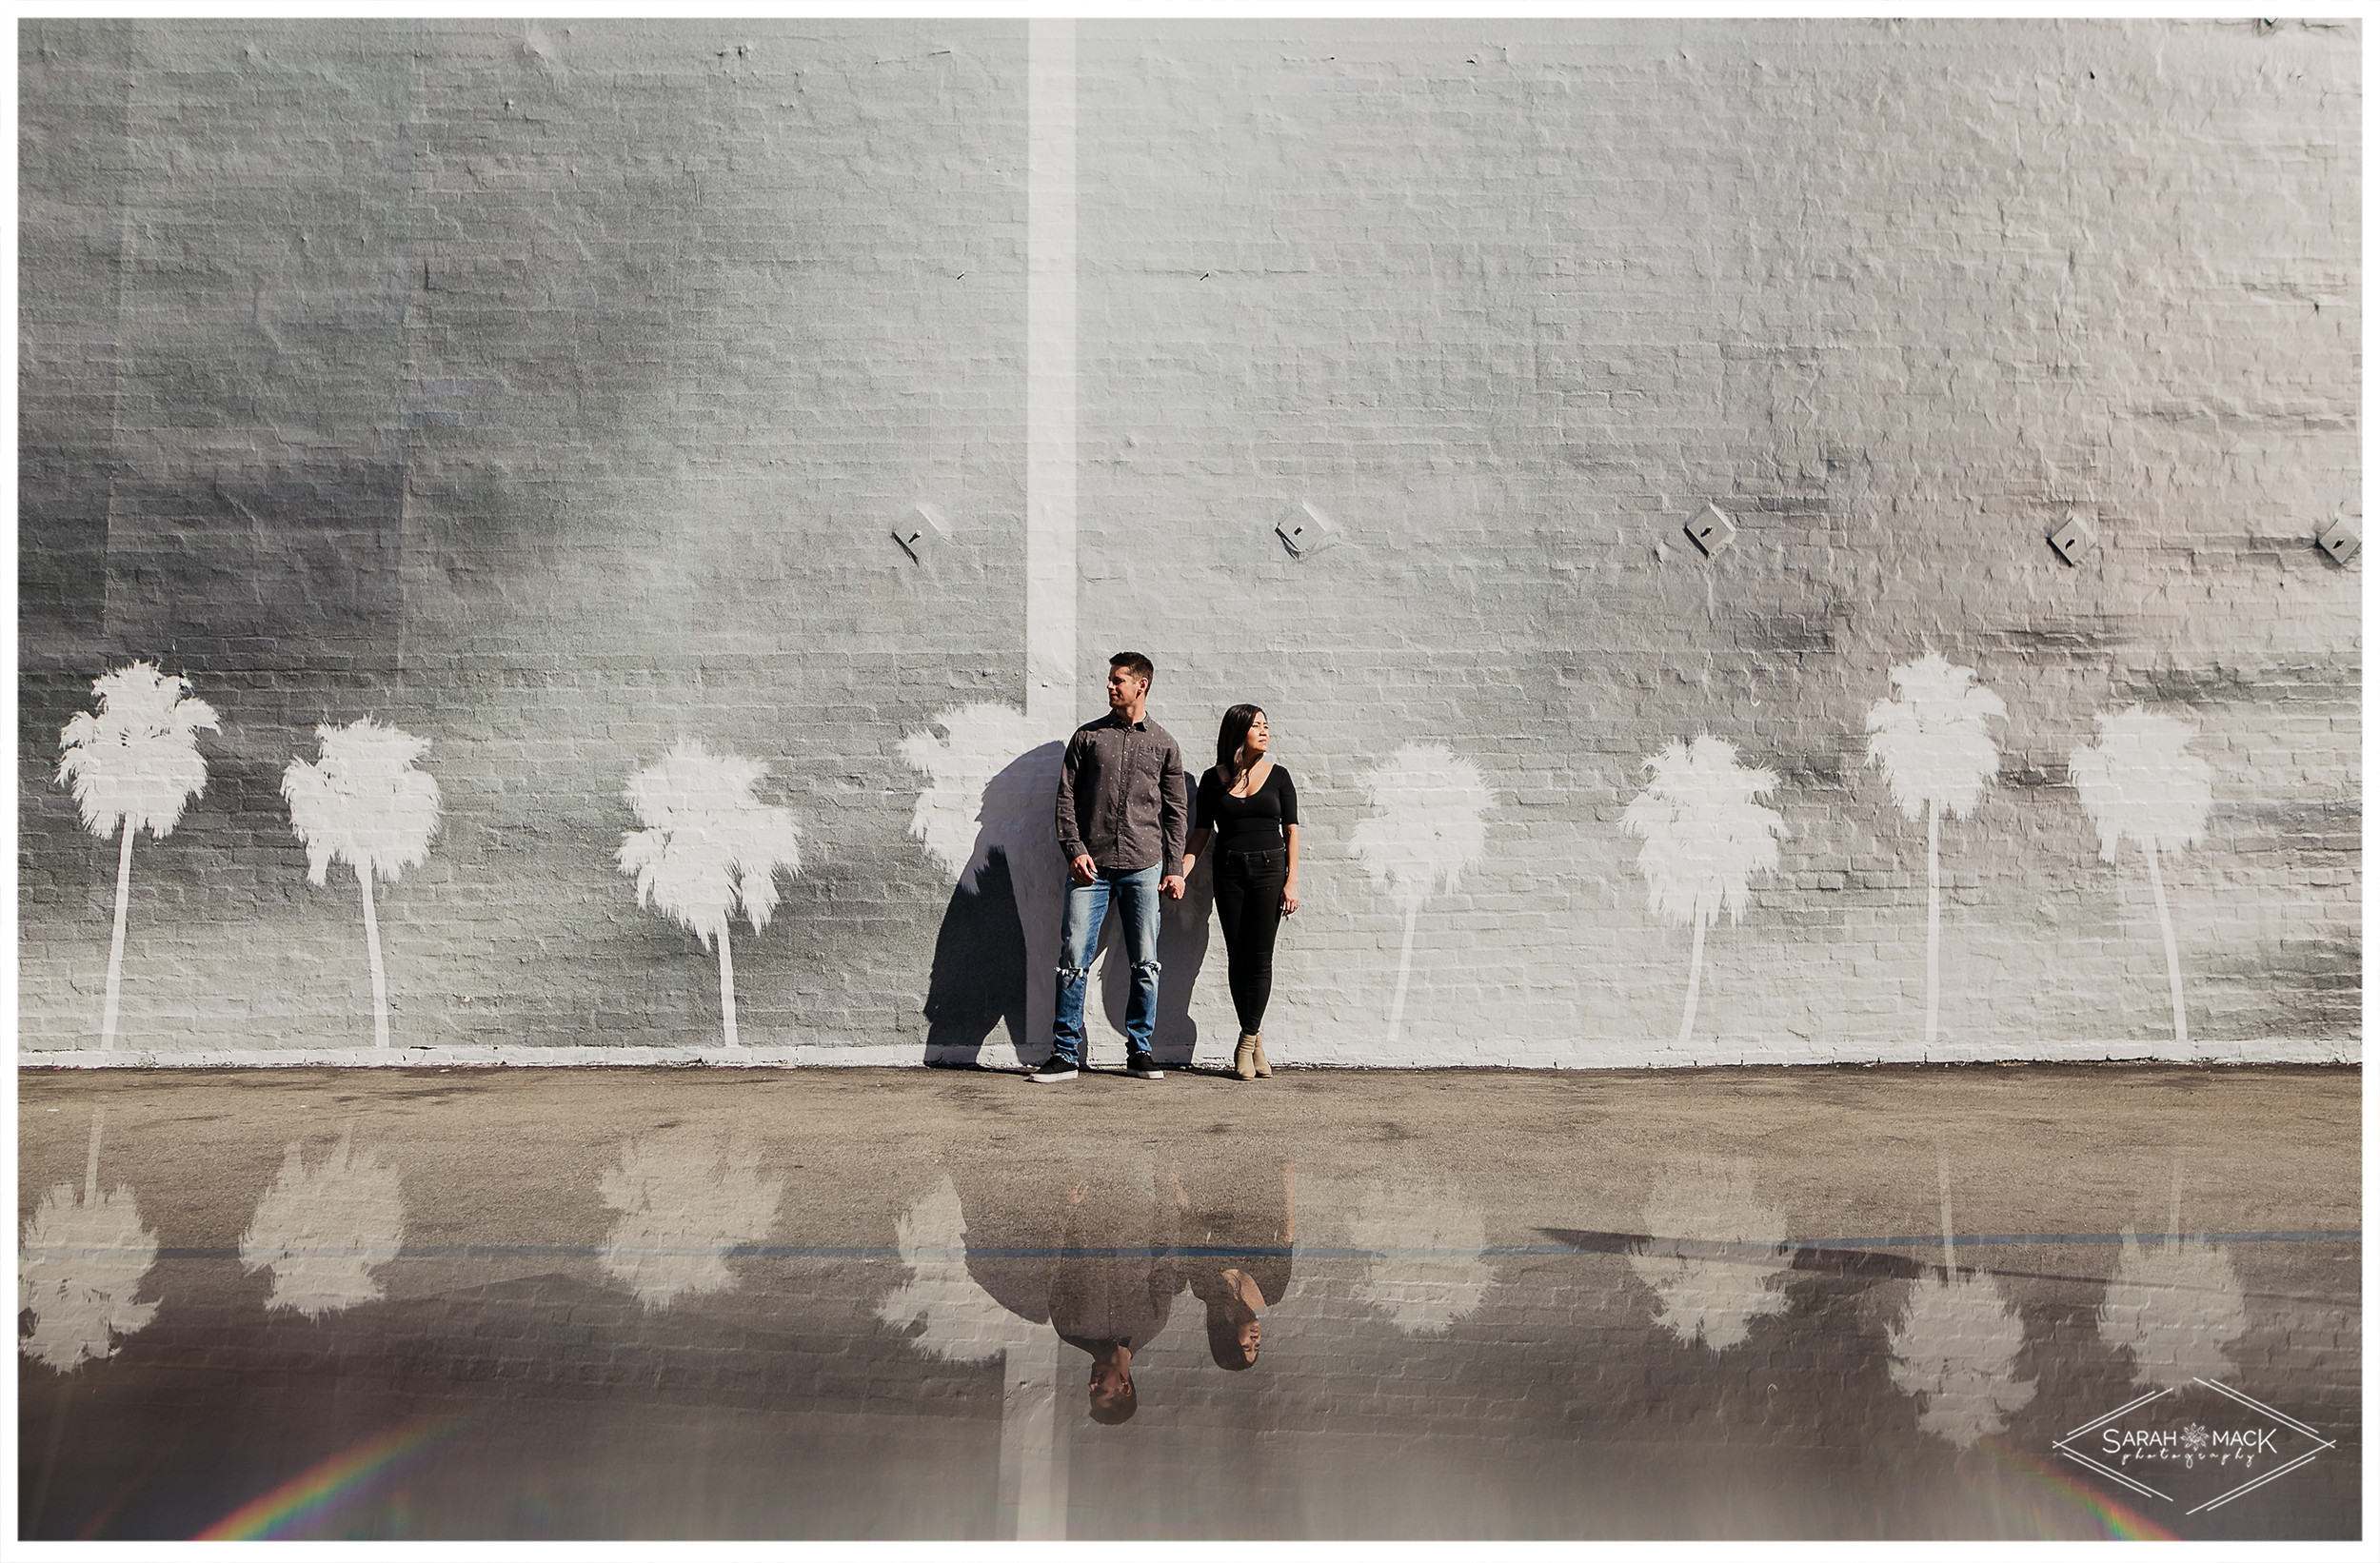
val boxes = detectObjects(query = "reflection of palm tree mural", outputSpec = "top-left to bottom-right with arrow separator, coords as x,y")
878,1174 -> 1046,1360
1629,1161 -> 1795,1351
1346,1175 -> 1495,1335
1348,743 -> 1494,1044
2095,1169 -> 2247,1390
282,719 -> 442,1051
18,1113 -> 160,1371
618,740 -> 804,1051
1621,738 -> 1787,1052
1865,653 -> 2006,1049
597,1128 -> 784,1309
1890,1272 -> 2033,1448
901,704 -> 1066,1060
1888,1156 -> 2035,1447
55,663 -> 219,1051
238,1125 -> 407,1318
2069,707 -> 2214,1048
878,1175 -> 1065,1541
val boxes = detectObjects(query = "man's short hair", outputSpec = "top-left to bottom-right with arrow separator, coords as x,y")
1087,1377 -> 1139,1424
1110,651 -> 1155,687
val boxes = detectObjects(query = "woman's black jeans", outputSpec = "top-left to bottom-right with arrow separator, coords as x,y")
1212,846 -> 1288,1034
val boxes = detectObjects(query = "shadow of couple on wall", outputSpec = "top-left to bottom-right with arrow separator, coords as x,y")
919,739 -> 1212,1072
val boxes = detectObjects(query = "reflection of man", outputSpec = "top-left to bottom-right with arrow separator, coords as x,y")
1033,652 -> 1189,1082
1049,1166 -> 1188,1424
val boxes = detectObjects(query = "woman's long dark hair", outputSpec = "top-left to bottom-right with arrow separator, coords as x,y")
1206,1303 -> 1258,1371
1216,704 -> 1265,785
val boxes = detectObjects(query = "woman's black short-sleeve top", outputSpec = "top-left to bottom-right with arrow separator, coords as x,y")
1194,764 -> 1299,852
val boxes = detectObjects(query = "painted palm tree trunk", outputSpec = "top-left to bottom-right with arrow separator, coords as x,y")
2141,841 -> 2186,1048
716,925 -> 740,1049
354,863 -> 390,1050
1385,902 -> 1422,1041
1680,911 -> 1716,1050
1937,1149 -> 1957,1276
1676,912 -> 1710,1051
98,824 -> 136,1052
1925,797 -> 1941,1049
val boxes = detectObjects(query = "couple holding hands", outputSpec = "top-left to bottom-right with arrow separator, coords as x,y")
1033,651 -> 1298,1083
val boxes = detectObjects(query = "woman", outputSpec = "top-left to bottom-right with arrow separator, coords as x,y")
1181,704 -> 1299,1081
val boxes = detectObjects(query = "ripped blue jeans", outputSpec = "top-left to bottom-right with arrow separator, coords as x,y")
1048,862 -> 1162,1067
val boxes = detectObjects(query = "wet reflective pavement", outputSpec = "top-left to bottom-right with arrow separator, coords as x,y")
17,1065 -> 2361,1541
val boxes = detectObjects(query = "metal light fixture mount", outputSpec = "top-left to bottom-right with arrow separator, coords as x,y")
2317,512 -> 2360,566
1277,501 -> 1339,560
1685,503 -> 1735,558
2050,511 -> 2099,566
893,502 -> 949,563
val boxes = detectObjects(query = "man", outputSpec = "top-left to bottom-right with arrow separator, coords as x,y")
1034,651 -> 1188,1082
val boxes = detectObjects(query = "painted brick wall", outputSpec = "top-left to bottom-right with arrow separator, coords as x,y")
17,18 -> 2359,1066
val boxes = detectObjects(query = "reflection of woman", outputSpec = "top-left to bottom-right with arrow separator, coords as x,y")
1180,705 -> 1299,1081
1186,1159 -> 1295,1370
1049,1168 -> 1185,1424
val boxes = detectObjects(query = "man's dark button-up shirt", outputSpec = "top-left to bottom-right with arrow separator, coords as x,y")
1055,710 -> 1188,877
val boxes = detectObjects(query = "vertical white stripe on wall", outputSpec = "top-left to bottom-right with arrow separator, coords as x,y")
1025,19 -> 1078,731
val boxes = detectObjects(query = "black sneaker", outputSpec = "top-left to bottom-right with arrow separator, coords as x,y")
1126,1055 -> 1164,1079
1029,1059 -> 1080,1083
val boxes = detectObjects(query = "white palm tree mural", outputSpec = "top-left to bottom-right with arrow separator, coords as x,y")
618,740 -> 804,1050
1888,1155 -> 2035,1448
900,703 -> 1067,1062
878,1175 -> 1066,1539
55,663 -> 219,1050
2068,706 -> 2214,1048
1620,737 -> 1788,1052
1346,1174 -> 1495,1335
1629,1161 -> 1796,1352
18,1112 -> 160,1371
282,719 -> 442,1051
238,1125 -> 407,1318
1348,743 -> 1495,1044
2095,1168 -> 2247,1391
597,1128 -> 784,1309
1865,653 -> 2007,1050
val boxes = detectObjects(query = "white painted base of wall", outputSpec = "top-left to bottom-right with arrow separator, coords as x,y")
16,1042 -> 930,1069
1272,1037 -> 2362,1069
16,1038 -> 2358,1069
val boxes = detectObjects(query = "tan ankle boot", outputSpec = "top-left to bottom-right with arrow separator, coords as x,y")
1233,1034 -> 1258,1080
1251,1032 -> 1271,1077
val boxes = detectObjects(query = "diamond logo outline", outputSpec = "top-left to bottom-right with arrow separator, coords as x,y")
2052,1377 -> 2337,1515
